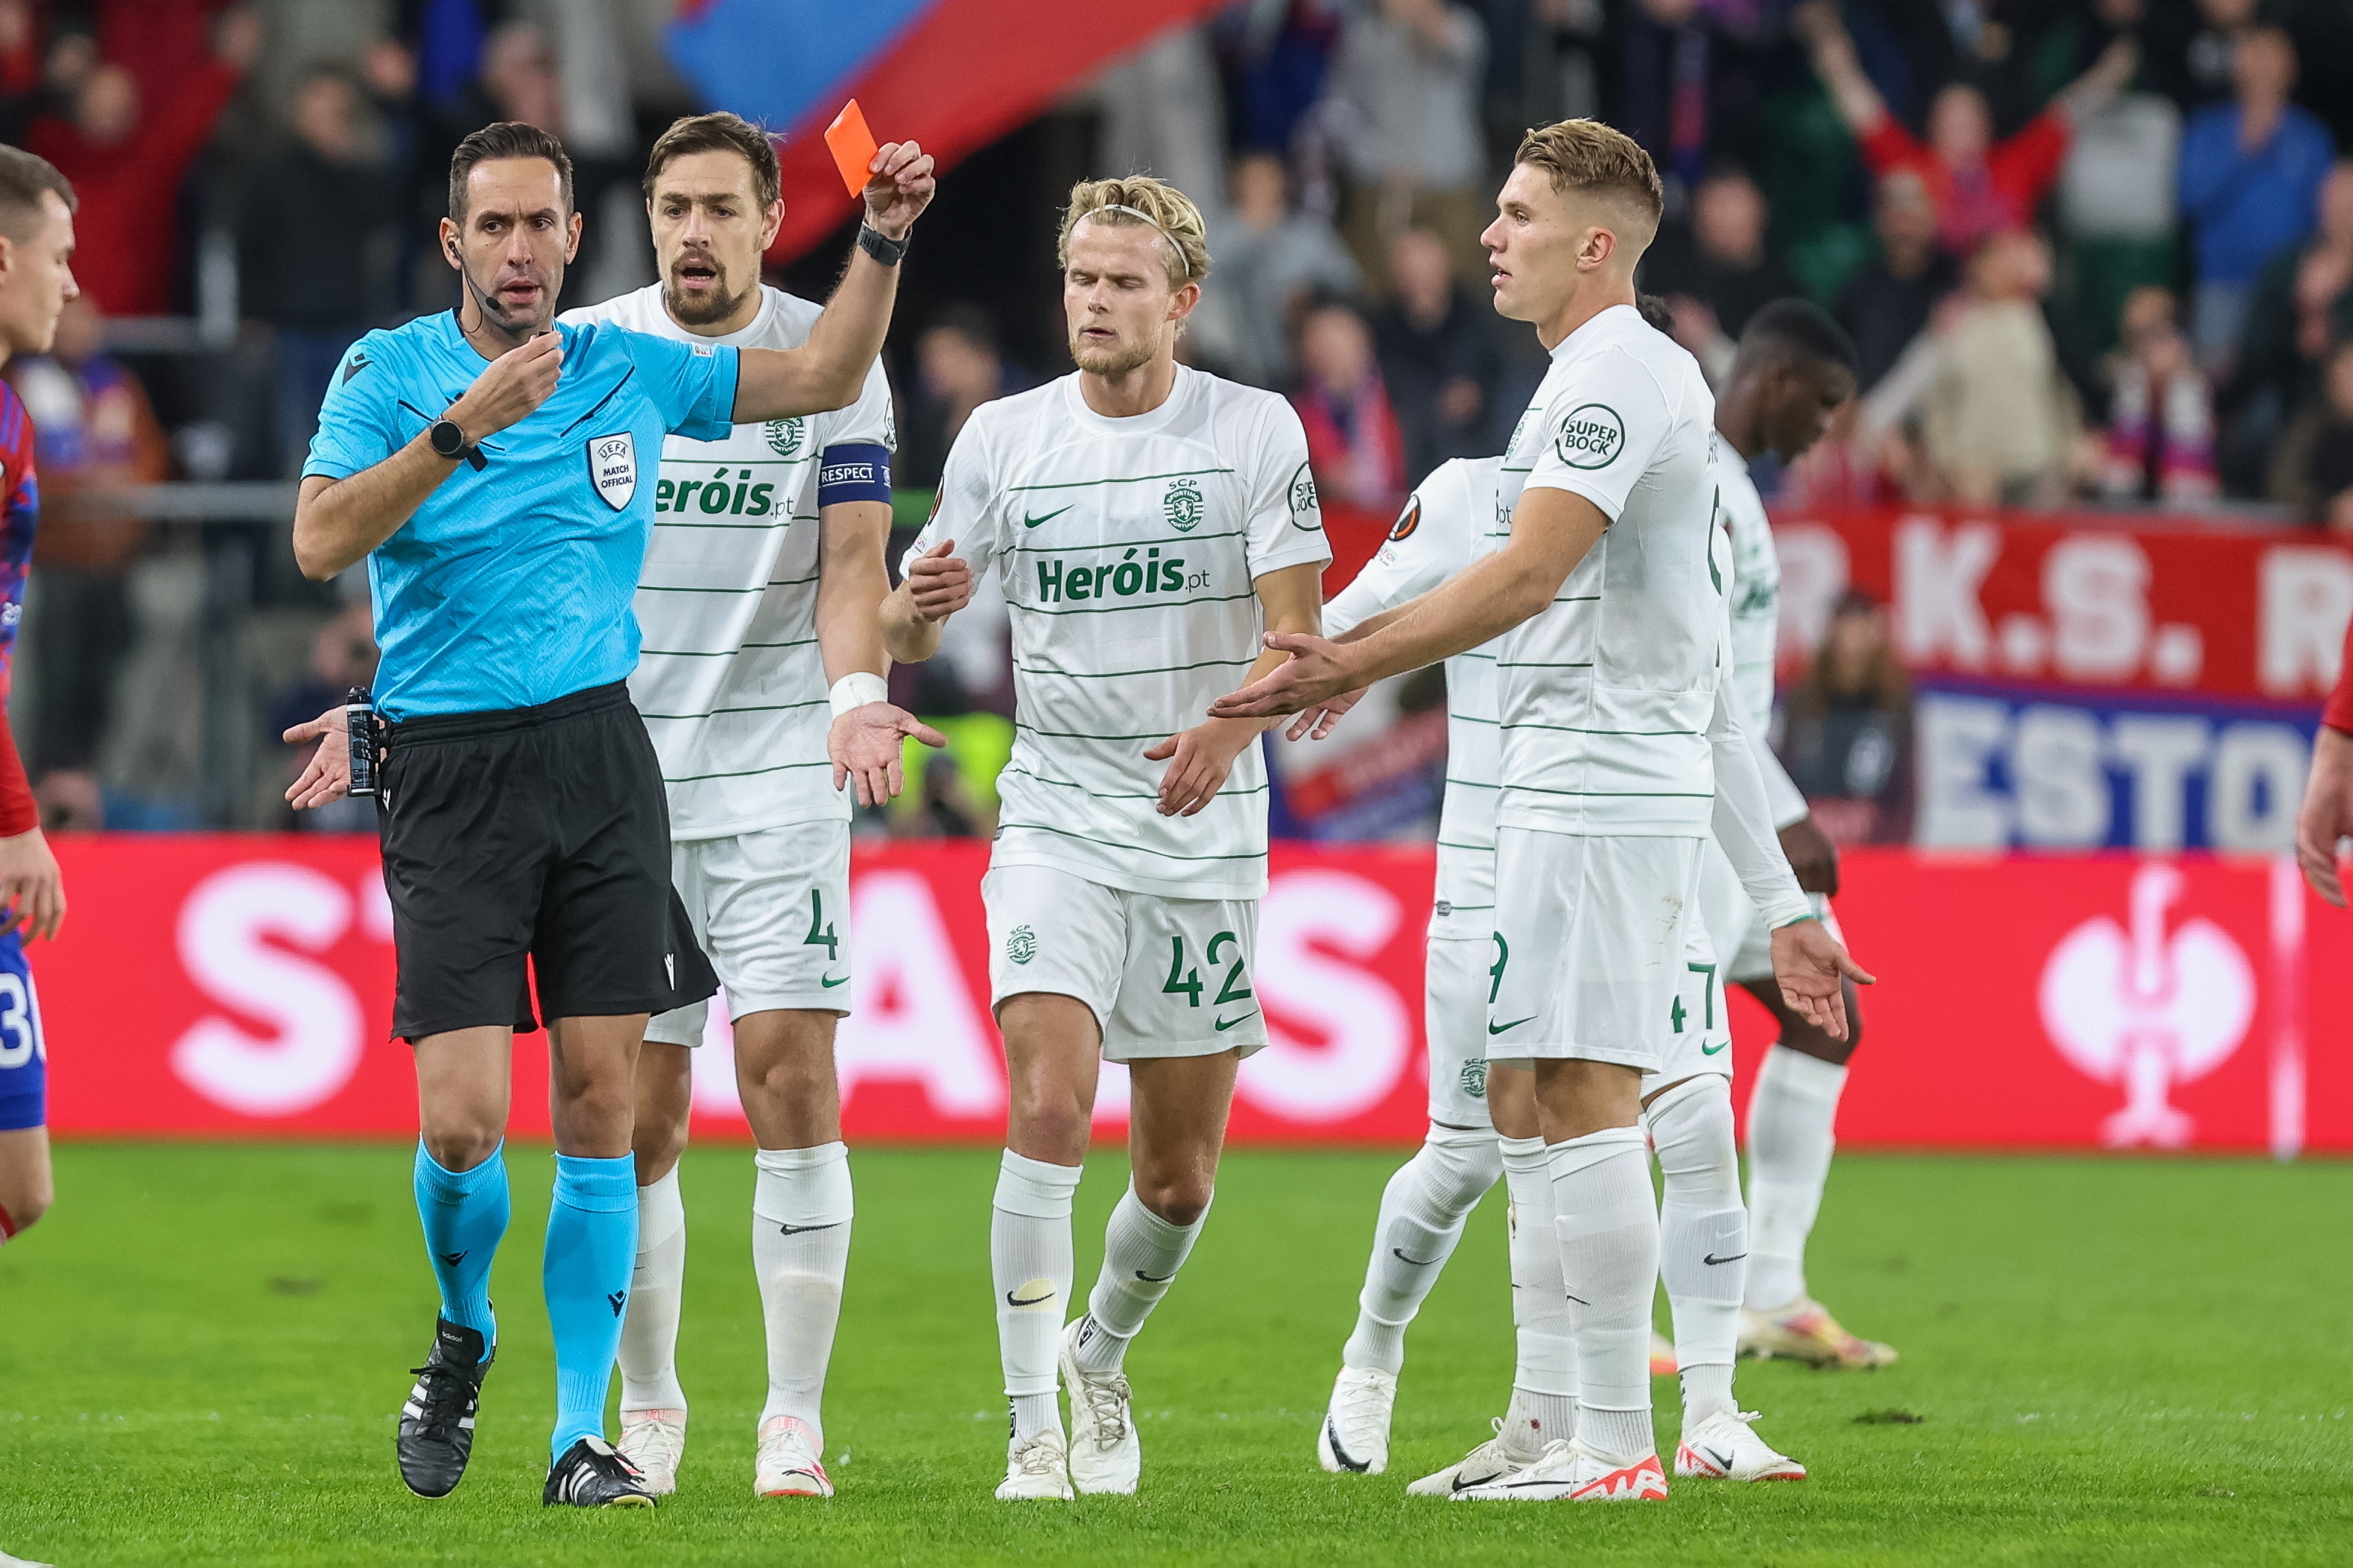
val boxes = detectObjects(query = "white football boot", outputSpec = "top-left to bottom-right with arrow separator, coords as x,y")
1315,1365 -> 1399,1474
615,1408 -> 686,1496
1404,1416 -> 1549,1496
1058,1319 -> 1141,1495
753,1415 -> 834,1497
1675,1409 -> 1806,1482
995,1426 -> 1074,1501
1452,1438 -> 1669,1502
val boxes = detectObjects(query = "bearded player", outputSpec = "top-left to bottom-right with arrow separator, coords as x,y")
881,176 -> 1328,1502
0,147 -> 75,1254
1696,299 -> 1896,1371
560,112 -> 942,1499
1214,121 -> 1869,1502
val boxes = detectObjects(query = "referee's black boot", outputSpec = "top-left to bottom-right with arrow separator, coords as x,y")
398,1315 -> 493,1499
545,1437 -> 659,1508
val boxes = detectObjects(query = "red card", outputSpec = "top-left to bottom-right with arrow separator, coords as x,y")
824,101 -> 881,200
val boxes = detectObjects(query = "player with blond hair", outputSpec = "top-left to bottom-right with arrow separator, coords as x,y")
882,174 -> 1328,1502
1214,120 -> 1869,1503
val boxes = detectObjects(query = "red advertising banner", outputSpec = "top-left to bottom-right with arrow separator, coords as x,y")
34,837 -> 2353,1153
1769,505 -> 2353,703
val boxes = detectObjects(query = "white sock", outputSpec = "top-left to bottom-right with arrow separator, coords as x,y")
1744,1047 -> 1848,1311
1341,1126 -> 1501,1376
618,1167 -> 688,1412
1499,1134 -> 1576,1450
1548,1124 -> 1657,1463
992,1149 -> 1080,1439
1645,1077 -> 1744,1430
750,1143 -> 854,1442
1074,1183 -> 1209,1374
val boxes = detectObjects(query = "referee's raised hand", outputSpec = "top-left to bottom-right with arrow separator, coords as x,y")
862,140 -> 935,241
449,330 -> 565,439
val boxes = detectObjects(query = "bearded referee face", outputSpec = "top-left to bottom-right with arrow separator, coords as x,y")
441,156 -> 580,341
650,148 -> 782,330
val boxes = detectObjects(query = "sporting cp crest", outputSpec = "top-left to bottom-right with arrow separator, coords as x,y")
764,417 -> 807,457
1006,924 -> 1038,965
1458,1060 -> 1489,1100
1164,476 -> 1204,533
586,433 -> 637,510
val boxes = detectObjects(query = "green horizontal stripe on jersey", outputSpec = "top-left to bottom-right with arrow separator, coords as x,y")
1450,714 -> 1499,727
1016,654 -> 1258,680
1009,527 -> 1244,554
1016,589 -> 1258,617
640,573 -> 819,595
1007,466 -> 1236,492
1442,777 -> 1500,790
1004,766 -> 1268,802
1436,904 -> 1495,912
1436,840 -> 1493,851
1454,652 -> 1498,662
639,699 -> 826,720
640,637 -> 818,657
662,760 -> 834,784
1016,721 -> 1182,743
1503,784 -> 1714,798
1499,721 -> 1702,735
1002,821 -> 1266,861
1551,594 -> 1600,603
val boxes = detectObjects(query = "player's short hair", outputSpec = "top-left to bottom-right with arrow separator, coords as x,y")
643,111 -> 782,212
449,121 -> 574,223
0,145 -> 75,243
1635,292 -> 1675,334
1514,119 -> 1664,242
1737,297 -> 1860,378
1059,175 -> 1211,289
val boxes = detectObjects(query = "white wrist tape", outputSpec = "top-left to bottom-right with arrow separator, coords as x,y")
829,672 -> 890,720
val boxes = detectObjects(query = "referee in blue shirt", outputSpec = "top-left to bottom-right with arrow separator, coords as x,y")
283,121 -> 933,1509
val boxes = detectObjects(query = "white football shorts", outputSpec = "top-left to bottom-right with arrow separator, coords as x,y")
1425,935 -> 1498,1128
644,819 -> 852,1047
984,864 -> 1269,1061
1640,907 -> 1732,1099
1486,827 -> 1705,1071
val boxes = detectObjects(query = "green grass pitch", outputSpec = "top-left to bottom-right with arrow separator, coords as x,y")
3,1143 -> 2350,1566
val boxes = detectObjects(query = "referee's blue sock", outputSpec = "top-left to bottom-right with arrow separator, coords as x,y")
545,1152 -> 638,1462
412,1141 -> 509,1344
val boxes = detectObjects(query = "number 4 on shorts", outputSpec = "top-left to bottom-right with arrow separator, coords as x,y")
804,888 -> 840,962
1164,932 -> 1252,1009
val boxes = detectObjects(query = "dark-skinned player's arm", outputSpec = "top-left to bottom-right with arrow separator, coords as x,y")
730,142 -> 934,421
1706,646 -> 1875,1039
2296,615 -> 2353,906
1209,486 -> 1606,722
817,495 -> 946,807
1147,562 -> 1325,817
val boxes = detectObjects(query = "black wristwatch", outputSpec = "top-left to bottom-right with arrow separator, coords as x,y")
856,223 -> 909,267
428,416 -> 486,470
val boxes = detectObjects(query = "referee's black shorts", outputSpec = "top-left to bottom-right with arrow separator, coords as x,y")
376,681 -> 718,1041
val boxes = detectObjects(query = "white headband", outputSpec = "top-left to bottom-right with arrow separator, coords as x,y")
1083,203 -> 1182,255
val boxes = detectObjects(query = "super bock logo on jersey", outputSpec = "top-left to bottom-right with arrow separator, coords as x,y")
764,417 -> 807,457
1288,460 -> 1321,530
1164,476 -> 1204,533
587,433 -> 636,510
1554,404 -> 1625,469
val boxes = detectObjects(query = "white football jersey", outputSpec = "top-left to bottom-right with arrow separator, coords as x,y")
1324,457 -> 1505,941
908,366 -> 1330,900
1495,302 -> 1722,837
1715,446 -> 1811,828
560,284 -> 895,839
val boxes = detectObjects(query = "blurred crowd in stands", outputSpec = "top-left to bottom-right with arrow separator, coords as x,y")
0,0 -> 2347,834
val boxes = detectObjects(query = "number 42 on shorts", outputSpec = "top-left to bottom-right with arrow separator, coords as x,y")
1162,931 -> 1252,1009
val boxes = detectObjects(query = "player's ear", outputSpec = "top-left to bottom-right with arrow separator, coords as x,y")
758,198 -> 785,253
437,218 -> 460,270
563,208 -> 583,264
1168,280 -> 1200,327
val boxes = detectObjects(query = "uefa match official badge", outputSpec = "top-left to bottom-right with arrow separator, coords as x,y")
587,433 -> 638,510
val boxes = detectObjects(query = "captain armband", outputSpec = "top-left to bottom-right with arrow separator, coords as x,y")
817,443 -> 892,507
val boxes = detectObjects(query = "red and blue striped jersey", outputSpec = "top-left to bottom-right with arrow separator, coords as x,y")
0,379 -> 35,708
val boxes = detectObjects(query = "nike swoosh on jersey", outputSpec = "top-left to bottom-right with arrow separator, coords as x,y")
1022,504 -> 1076,529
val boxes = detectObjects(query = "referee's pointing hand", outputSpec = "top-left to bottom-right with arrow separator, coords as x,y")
449,330 -> 565,441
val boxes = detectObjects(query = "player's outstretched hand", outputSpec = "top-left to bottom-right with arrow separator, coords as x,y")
829,701 -> 949,809
1284,685 -> 1370,742
450,330 -> 564,441
0,825 -> 65,942
1768,918 -> 1875,1041
1145,721 -> 1253,817
2296,724 -> 2353,907
1208,632 -> 1356,721
1776,814 -> 1840,895
904,539 -> 973,622
864,140 -> 936,241
282,705 -> 379,810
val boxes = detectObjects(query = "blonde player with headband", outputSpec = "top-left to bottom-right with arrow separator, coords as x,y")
881,176 -> 1328,1502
